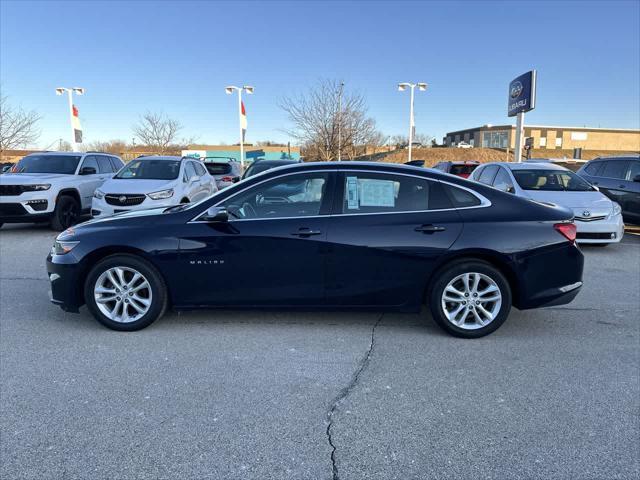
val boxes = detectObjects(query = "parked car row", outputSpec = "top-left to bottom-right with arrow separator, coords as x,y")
428,155 -> 639,237
0,152 -> 299,230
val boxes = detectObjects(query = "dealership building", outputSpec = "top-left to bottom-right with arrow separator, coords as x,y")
443,125 -> 640,151
181,144 -> 301,163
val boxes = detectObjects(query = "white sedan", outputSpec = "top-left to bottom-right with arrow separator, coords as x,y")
92,156 -> 217,218
470,162 -> 624,245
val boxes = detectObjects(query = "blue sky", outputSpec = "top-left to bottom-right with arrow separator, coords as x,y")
1,0 -> 639,148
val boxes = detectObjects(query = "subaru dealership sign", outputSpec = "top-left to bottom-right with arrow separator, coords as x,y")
508,70 -> 536,117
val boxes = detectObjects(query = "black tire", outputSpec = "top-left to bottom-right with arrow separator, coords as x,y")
428,260 -> 512,339
84,254 -> 168,331
51,195 -> 80,231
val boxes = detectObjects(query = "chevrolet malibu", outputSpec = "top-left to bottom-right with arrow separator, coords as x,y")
47,162 -> 584,338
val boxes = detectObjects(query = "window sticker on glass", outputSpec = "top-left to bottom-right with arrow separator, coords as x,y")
346,176 -> 359,210
360,179 -> 396,207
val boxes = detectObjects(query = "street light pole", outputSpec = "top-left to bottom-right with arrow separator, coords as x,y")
55,87 -> 84,151
337,82 -> 344,161
225,85 -> 254,170
398,82 -> 427,163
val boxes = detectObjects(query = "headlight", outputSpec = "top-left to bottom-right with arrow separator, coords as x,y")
612,202 -> 622,216
147,188 -> 174,200
51,240 -> 79,255
24,184 -> 51,191
93,189 -> 105,199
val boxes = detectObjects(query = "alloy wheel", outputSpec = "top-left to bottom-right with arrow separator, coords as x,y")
441,272 -> 502,330
94,266 -> 152,323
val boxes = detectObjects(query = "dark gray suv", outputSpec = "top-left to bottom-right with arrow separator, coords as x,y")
577,155 -> 640,224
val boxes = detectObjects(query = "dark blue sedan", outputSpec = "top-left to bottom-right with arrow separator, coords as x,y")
47,162 -> 584,338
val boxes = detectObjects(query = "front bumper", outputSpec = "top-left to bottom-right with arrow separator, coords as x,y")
0,193 -> 54,223
47,254 -> 83,312
91,196 -> 176,217
575,214 -> 624,244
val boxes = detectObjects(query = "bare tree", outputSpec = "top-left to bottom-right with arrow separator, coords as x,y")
390,133 -> 433,149
0,93 -> 41,156
132,112 -> 182,153
280,79 -> 382,161
87,139 -> 129,154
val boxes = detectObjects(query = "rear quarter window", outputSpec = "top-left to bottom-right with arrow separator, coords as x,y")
442,184 -> 482,208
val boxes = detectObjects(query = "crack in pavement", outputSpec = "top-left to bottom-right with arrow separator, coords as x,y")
325,313 -> 384,480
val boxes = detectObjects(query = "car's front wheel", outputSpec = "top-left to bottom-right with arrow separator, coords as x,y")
84,255 -> 168,331
51,195 -> 80,231
428,260 -> 512,338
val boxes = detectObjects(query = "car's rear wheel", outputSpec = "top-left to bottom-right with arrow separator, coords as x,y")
428,260 -> 511,338
51,195 -> 80,231
84,255 -> 168,331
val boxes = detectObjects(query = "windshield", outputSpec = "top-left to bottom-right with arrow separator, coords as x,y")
450,164 -> 478,175
205,163 -> 232,175
13,155 -> 81,174
512,169 -> 593,192
115,159 -> 180,180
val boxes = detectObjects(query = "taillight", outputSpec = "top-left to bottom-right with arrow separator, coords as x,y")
554,223 -> 577,243
221,176 -> 233,182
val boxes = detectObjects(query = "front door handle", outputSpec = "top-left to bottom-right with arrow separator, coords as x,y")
415,224 -> 446,234
619,185 -> 626,189
291,228 -> 322,237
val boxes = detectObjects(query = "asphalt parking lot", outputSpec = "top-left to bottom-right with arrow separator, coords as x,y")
1,224 -> 639,480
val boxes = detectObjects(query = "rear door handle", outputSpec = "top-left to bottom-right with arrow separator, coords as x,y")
291,228 -> 322,237
415,224 -> 446,233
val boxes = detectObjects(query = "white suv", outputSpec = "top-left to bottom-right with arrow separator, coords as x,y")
91,156 -> 217,217
0,151 -> 124,230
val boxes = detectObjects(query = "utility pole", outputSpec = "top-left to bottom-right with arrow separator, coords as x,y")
398,82 -> 427,163
337,82 -> 344,161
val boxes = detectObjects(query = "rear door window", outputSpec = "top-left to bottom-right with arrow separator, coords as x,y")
601,161 -> 630,179
109,157 -> 124,172
340,172 -> 450,214
193,162 -> 207,177
97,155 -> 114,173
477,165 -> 499,185
492,167 -> 514,192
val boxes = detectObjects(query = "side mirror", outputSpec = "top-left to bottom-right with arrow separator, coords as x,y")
592,185 -> 600,191
633,174 -> 640,183
232,176 -> 240,183
506,185 -> 515,194
201,206 -> 228,223
79,166 -> 97,175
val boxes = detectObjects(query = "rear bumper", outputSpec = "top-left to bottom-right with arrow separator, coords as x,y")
515,242 -> 584,310
519,281 -> 582,309
46,254 -> 83,312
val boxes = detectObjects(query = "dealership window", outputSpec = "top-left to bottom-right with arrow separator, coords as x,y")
223,172 -> 328,219
539,137 -> 547,147
555,132 -> 563,148
341,172 -> 451,214
482,131 -> 509,148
